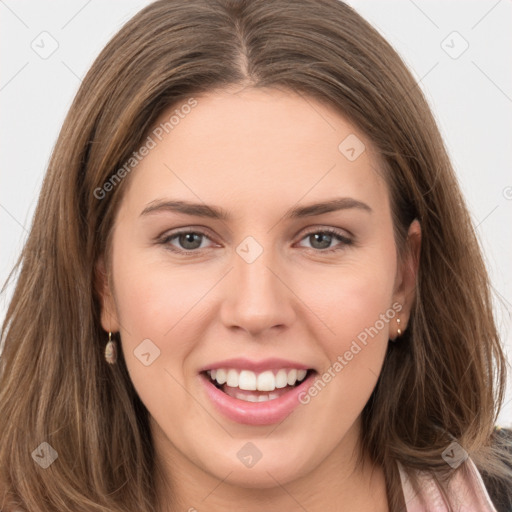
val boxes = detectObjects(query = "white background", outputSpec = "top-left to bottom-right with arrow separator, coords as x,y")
1,0 -> 511,425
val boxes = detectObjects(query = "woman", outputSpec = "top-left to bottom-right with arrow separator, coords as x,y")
1,0 -> 511,510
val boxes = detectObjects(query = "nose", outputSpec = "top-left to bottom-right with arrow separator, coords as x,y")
219,242 -> 297,338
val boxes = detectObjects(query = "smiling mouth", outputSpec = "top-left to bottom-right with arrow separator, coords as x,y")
202,368 -> 315,402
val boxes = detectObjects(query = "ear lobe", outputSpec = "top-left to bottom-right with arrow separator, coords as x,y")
95,255 -> 120,332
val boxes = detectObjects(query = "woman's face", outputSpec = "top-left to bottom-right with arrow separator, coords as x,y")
98,87 -> 420,491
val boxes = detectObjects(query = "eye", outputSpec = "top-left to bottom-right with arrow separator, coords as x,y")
297,228 -> 353,252
158,227 -> 353,255
159,230 -> 215,253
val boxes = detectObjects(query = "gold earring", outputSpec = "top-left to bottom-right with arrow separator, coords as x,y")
396,317 -> 402,338
105,331 -> 117,364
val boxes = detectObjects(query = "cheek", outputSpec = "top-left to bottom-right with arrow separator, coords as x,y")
110,247 -> 212,430
295,260 -> 396,426
112,230 -> 397,359
108,235 -> 217,399
295,251 -> 397,414
114,265 -> 206,337
302,257 -> 396,346
111,228 -> 214,338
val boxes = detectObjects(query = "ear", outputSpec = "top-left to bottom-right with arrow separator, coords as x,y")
95,255 -> 120,333
392,219 -> 421,338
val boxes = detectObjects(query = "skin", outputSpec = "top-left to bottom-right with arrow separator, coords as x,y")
97,86 -> 421,512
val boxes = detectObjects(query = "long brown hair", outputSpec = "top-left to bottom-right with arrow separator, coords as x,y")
1,1 -> 510,510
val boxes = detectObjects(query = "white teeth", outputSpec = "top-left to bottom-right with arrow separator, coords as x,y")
257,370 -> 275,391
226,369 -> 239,387
275,369 -> 288,388
234,391 -> 281,402
239,393 -> 258,402
238,370 -> 257,391
297,369 -> 307,381
287,369 -> 297,386
207,367 -> 309,391
215,368 -> 227,385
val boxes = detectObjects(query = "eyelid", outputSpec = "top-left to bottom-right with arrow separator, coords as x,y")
299,225 -> 352,241
157,227 -> 220,251
158,225 -> 353,253
296,226 -> 353,251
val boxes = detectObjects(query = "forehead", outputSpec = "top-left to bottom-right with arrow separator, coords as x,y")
121,87 -> 389,216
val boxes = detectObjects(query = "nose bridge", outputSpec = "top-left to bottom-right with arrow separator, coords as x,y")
220,234 -> 295,335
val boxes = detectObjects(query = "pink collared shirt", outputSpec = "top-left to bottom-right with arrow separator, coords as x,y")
398,457 -> 497,511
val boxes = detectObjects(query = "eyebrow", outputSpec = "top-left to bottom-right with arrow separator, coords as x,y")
140,197 -> 372,220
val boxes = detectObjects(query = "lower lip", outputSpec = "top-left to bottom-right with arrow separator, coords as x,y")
200,371 -> 316,426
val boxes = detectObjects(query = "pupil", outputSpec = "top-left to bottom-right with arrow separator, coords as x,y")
311,233 -> 331,249
180,233 -> 201,250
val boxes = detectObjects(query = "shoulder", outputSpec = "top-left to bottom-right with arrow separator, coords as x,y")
480,426 -> 512,512
398,431 -> 512,512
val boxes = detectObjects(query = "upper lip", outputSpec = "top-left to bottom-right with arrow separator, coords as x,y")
199,357 -> 313,374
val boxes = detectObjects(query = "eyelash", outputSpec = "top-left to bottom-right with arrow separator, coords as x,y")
158,227 -> 353,255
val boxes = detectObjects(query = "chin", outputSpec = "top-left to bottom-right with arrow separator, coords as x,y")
198,444 -> 312,489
